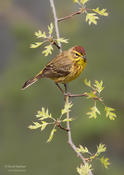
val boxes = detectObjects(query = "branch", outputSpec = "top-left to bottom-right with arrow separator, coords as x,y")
49,1 -> 93,175
65,96 -> 86,162
58,8 -> 86,22
49,0 -> 62,52
58,10 -> 82,22
65,92 -> 103,102
65,94 -> 93,175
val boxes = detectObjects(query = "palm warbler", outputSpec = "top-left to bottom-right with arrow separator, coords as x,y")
22,46 -> 87,90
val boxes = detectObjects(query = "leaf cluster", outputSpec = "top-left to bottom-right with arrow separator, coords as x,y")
84,79 -> 117,120
28,102 -> 73,142
77,163 -> 92,175
77,143 -> 110,175
30,23 -> 68,56
73,0 -> 108,25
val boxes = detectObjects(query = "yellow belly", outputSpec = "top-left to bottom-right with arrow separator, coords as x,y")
54,61 -> 86,83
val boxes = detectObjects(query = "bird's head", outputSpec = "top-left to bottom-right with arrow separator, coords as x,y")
71,45 -> 87,62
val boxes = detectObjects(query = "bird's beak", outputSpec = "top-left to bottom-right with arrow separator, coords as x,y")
82,55 -> 87,62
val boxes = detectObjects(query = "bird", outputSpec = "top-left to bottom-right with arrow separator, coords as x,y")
21,45 -> 87,93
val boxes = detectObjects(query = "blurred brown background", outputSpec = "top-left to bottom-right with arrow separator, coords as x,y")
0,0 -> 124,174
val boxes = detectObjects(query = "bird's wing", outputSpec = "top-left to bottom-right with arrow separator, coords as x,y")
41,51 -> 73,79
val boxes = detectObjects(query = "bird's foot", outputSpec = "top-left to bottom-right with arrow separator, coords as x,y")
64,92 -> 72,97
64,92 -> 73,101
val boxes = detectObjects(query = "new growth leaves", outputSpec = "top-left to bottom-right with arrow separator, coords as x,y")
93,8 -> 108,16
84,79 -> 117,120
105,106 -> 117,120
73,0 -> 108,25
30,23 -> 68,56
87,106 -> 100,119
28,102 -> 73,143
77,163 -> 92,175
73,0 -> 88,6
77,143 -> 110,175
30,1 -> 108,58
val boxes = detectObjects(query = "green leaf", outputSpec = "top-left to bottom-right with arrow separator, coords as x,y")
93,8 -> 108,16
97,144 -> 106,155
41,121 -> 48,131
100,156 -> 110,169
34,30 -> 47,38
94,80 -> 104,93
47,128 -> 56,143
84,78 -> 91,87
86,91 -> 97,99
48,23 -> 54,35
87,106 -> 100,119
73,0 -> 79,3
77,145 -> 89,154
30,42 -> 43,48
77,163 -> 92,175
36,107 -> 52,120
28,122 -> 41,130
105,106 -> 117,120
61,102 -> 73,115
57,38 -> 68,44
42,45 -> 53,56
86,13 -> 99,25
80,0 -> 89,5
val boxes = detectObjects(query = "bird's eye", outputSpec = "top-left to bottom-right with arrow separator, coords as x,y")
75,53 -> 79,57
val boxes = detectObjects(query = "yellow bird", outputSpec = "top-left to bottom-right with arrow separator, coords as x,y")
22,45 -> 87,92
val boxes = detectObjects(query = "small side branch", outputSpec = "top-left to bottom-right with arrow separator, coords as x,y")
64,91 -> 103,103
58,10 -> 82,22
58,8 -> 86,22
52,41 -> 61,49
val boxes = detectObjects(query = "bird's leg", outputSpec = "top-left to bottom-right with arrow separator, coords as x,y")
63,84 -> 72,97
55,83 -> 64,94
56,83 -> 88,99
64,83 -> 68,93
64,83 -> 68,101
63,84 -> 88,98
55,83 -> 71,98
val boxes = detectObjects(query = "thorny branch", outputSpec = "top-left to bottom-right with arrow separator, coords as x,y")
49,0 -> 93,175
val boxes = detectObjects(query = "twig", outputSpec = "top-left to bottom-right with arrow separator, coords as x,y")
58,10 -> 82,22
65,92 -> 103,102
49,0 -> 62,52
49,1 -> 93,175
65,92 -> 87,97
56,122 -> 69,132
52,41 -> 61,49
48,37 -> 61,49
65,93 -> 93,175
58,8 -> 86,22
65,96 -> 87,163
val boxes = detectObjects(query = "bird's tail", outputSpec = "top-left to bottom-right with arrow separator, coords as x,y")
21,71 -> 43,90
21,77 -> 38,90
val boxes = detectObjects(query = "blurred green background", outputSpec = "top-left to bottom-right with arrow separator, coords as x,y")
0,0 -> 124,174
